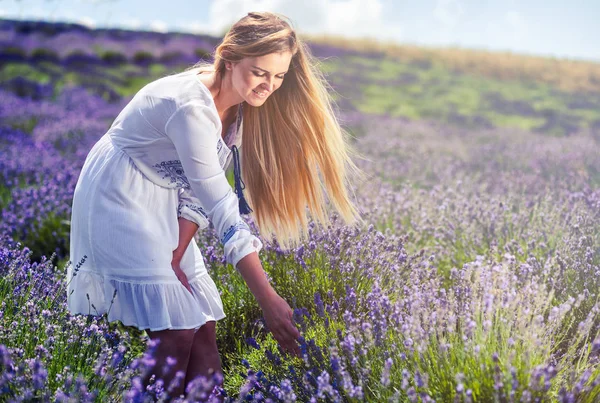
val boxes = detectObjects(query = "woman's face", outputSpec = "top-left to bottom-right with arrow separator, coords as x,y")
230,51 -> 293,107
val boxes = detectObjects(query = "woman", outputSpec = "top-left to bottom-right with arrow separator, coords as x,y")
67,11 -> 363,399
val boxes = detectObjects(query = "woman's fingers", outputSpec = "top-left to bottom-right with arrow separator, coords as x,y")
275,321 -> 301,357
283,310 -> 301,339
286,320 -> 301,339
181,277 -> 192,293
172,265 -> 192,294
261,294 -> 302,357
178,276 -> 190,292
273,332 -> 298,357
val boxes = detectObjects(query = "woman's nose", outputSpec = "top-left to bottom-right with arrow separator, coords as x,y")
262,76 -> 275,92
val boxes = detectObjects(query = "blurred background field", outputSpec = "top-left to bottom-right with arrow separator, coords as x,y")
3,19 -> 600,137
0,18 -> 599,402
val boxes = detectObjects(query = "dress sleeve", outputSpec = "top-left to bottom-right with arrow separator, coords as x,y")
165,101 -> 263,269
177,187 -> 210,229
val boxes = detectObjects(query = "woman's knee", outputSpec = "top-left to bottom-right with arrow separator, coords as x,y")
189,321 -> 221,376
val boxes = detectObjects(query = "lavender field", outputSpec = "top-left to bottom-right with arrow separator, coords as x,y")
0,19 -> 599,402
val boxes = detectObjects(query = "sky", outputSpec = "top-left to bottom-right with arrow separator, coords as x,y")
1,0 -> 599,62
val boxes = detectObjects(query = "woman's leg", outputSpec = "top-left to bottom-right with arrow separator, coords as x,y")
144,328 -> 196,398
185,321 -> 223,397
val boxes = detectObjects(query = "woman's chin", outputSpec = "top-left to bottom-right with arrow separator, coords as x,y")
246,97 -> 268,107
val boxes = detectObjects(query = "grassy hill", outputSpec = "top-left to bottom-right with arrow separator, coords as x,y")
2,18 -> 600,137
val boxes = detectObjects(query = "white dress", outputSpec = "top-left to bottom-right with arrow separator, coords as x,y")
67,68 -> 263,331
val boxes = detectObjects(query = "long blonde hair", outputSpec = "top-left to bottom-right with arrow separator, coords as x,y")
193,11 -> 367,249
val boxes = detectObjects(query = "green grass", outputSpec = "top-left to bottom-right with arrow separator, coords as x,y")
485,112 -> 546,131
10,211 -> 70,264
0,184 -> 12,211
323,54 -> 599,135
0,63 -> 51,83
0,60 -> 171,101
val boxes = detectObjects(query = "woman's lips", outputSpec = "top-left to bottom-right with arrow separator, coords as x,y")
252,89 -> 268,98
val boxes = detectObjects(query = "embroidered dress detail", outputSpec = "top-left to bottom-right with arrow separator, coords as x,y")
222,221 -> 251,244
177,188 -> 210,229
184,203 -> 208,219
152,160 -> 190,189
177,203 -> 208,218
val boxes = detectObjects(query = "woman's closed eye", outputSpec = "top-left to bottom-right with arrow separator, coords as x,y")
253,71 -> 285,79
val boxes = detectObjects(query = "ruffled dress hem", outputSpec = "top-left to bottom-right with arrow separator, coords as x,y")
67,269 -> 226,332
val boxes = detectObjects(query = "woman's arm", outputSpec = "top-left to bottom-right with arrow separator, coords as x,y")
236,252 -> 301,357
172,216 -> 199,264
235,251 -> 277,305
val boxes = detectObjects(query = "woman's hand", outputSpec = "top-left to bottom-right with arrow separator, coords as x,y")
260,293 -> 301,358
171,216 -> 199,293
171,259 -> 192,294
234,252 -> 302,357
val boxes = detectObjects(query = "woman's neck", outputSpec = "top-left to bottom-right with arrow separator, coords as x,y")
197,71 -> 243,121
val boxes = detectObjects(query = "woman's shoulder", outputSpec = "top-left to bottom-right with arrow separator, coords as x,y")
141,68 -> 217,113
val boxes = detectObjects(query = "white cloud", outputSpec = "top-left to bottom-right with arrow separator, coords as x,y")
178,21 -> 213,35
150,20 -> 169,33
204,0 -> 272,36
78,16 -> 96,29
184,0 -> 401,42
325,0 -> 386,38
